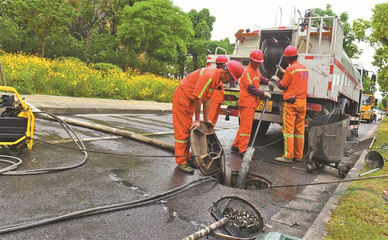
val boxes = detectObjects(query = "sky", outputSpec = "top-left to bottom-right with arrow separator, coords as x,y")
172,0 -> 386,97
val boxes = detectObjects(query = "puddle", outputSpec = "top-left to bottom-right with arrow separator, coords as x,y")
158,200 -> 206,227
109,170 -> 150,197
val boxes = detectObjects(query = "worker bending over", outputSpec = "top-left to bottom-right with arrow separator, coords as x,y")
231,50 -> 273,155
172,60 -> 244,173
208,55 -> 228,126
272,45 -> 309,163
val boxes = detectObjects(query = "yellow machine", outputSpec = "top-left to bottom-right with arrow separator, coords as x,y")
361,94 -> 376,123
0,86 -> 35,153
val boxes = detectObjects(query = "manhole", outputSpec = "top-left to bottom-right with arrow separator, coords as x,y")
230,171 -> 271,190
189,122 -> 271,190
214,169 -> 271,190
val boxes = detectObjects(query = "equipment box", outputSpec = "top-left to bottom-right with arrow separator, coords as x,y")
0,117 -> 28,142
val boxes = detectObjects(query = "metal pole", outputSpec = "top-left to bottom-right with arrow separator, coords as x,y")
182,217 -> 228,240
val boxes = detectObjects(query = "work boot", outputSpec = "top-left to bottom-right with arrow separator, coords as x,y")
177,163 -> 194,173
230,146 -> 239,152
187,157 -> 199,168
293,158 -> 303,162
274,156 -> 293,163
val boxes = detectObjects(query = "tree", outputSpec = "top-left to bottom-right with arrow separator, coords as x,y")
362,75 -> 372,93
117,0 -> 193,74
380,96 -> 387,111
9,0 -> 76,57
313,4 -> 361,58
207,38 -> 235,57
0,17 -> 27,53
369,3 -> 388,94
186,9 -> 215,72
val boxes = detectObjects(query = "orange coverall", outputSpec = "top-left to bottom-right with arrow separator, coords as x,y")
172,68 -> 221,165
232,64 -> 269,154
208,83 -> 224,126
277,61 -> 309,159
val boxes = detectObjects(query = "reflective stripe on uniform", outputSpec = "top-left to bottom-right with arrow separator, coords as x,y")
282,102 -> 288,133
199,68 -> 205,75
239,133 -> 251,137
284,133 -> 294,138
174,138 -> 187,144
198,78 -> 213,98
295,134 -> 304,139
290,69 -> 308,75
282,101 -> 289,157
246,72 -> 253,85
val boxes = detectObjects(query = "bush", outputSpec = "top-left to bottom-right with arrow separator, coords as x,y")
89,62 -> 123,73
0,51 -> 179,102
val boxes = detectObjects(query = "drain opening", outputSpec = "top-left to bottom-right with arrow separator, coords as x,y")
214,170 -> 271,190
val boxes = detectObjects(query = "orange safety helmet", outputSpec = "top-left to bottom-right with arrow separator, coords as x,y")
249,49 -> 264,63
216,55 -> 228,64
226,60 -> 244,82
284,45 -> 298,57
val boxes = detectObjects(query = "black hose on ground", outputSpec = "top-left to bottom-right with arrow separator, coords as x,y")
0,177 -> 218,234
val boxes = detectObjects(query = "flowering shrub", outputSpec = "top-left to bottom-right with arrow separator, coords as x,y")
0,51 -> 179,102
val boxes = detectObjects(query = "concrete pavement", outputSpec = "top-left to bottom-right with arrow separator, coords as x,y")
22,94 -> 172,115
16,94 -> 376,239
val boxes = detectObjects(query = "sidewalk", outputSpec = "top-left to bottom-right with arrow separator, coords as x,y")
22,94 -> 173,115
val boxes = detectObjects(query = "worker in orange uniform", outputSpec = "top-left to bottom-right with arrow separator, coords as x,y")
208,55 -> 228,126
272,45 -> 309,163
231,50 -> 273,155
173,60 -> 244,173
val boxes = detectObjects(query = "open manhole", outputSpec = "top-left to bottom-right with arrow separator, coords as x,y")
231,171 -> 271,190
190,122 -> 271,190
214,169 -> 272,190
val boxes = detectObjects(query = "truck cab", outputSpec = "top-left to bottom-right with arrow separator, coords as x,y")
361,94 -> 377,123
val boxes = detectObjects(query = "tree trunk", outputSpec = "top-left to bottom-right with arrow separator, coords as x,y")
40,39 -> 45,58
148,58 -> 151,72
193,54 -> 198,71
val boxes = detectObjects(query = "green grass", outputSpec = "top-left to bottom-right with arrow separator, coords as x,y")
325,118 -> 388,240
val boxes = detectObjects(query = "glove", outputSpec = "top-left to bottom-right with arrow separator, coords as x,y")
271,75 -> 279,82
267,80 -> 274,91
263,92 -> 271,99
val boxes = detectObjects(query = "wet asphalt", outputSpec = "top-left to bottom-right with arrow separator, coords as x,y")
0,95 -> 379,240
